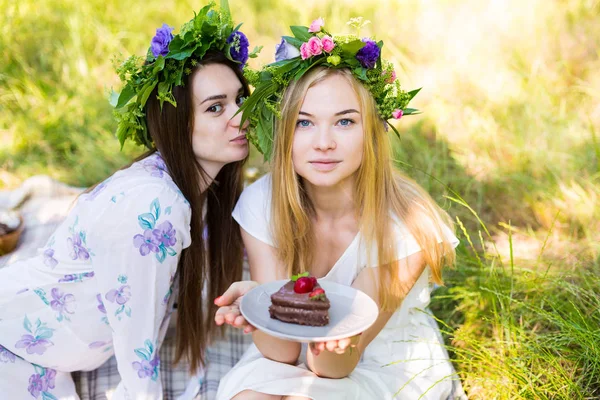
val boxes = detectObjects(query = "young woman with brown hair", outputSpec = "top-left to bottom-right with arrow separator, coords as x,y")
0,3 -> 255,398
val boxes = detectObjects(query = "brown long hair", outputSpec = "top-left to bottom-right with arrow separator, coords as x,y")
144,51 -> 248,372
272,67 -> 456,312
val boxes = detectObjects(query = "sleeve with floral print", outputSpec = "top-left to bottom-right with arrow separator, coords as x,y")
88,182 -> 191,399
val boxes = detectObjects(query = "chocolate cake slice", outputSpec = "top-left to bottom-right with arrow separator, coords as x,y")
269,279 -> 330,327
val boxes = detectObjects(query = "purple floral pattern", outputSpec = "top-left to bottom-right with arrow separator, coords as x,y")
0,344 -> 16,363
58,271 -> 94,283
104,275 -> 132,320
67,233 -> 90,261
43,249 -> 58,269
15,316 -> 54,356
133,198 -> 178,263
143,154 -> 168,178
85,179 -> 110,202
132,339 -> 160,381
96,294 -> 109,325
67,216 -> 93,262
28,365 -> 58,399
49,288 -> 76,321
33,288 -> 76,322
43,236 -> 58,269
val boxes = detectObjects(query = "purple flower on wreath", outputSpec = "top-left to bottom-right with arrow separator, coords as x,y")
275,38 -> 301,62
28,373 -> 45,398
0,345 -> 16,363
43,248 -> 58,269
50,288 -> 76,316
150,23 -> 174,58
153,221 -> 176,247
133,229 -> 161,256
15,335 -> 52,355
143,155 -> 168,178
356,38 -> 380,69
96,293 -> 107,314
133,355 -> 160,379
67,234 -> 90,261
226,31 -> 249,68
105,285 -> 131,305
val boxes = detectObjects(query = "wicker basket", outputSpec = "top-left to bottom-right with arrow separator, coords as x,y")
0,215 -> 24,256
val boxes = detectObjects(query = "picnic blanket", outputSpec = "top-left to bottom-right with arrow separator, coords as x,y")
0,176 -> 252,400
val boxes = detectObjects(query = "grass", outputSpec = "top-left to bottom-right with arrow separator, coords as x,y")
2,0 -> 599,397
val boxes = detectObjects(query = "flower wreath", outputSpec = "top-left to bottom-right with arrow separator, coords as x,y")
111,0 -> 260,149
239,17 -> 420,160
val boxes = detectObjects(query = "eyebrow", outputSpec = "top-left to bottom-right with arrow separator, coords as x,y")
200,87 -> 245,105
298,109 -> 360,117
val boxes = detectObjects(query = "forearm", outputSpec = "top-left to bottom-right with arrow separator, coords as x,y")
306,346 -> 361,379
252,330 -> 301,364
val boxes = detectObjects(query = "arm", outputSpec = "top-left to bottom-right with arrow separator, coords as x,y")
90,184 -> 190,399
307,251 -> 426,379
242,228 -> 302,365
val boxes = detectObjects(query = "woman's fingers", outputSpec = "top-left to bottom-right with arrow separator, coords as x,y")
325,340 -> 338,352
214,305 -> 239,325
310,334 -> 361,355
309,342 -> 321,356
337,337 -> 352,350
214,281 -> 259,307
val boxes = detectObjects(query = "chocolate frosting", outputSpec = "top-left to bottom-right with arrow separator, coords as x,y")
269,280 -> 330,326
270,281 -> 330,310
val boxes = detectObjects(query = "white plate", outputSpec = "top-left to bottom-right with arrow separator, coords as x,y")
240,279 -> 379,342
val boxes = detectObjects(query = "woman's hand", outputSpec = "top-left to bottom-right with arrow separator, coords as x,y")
309,333 -> 361,356
214,281 -> 259,333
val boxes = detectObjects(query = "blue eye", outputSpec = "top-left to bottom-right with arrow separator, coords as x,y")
207,104 -> 223,113
338,118 -> 354,127
296,120 -> 312,128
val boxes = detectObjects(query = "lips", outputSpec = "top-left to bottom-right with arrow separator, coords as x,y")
309,160 -> 341,171
230,133 -> 247,143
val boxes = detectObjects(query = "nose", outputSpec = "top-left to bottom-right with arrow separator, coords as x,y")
229,105 -> 249,130
313,127 -> 336,151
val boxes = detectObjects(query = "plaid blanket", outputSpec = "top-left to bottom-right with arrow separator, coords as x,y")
0,176 -> 252,400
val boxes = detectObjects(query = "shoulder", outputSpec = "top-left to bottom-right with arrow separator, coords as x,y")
240,173 -> 272,202
389,209 -> 459,256
232,173 -> 274,246
234,173 -> 273,214
84,154 -> 189,210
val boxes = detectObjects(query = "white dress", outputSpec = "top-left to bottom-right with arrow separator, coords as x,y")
0,153 -> 192,399
216,174 -> 463,400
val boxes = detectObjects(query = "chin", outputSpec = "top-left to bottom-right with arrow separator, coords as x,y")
299,171 -> 352,188
227,146 -> 249,163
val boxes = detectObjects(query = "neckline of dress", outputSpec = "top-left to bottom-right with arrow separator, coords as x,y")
322,231 -> 361,280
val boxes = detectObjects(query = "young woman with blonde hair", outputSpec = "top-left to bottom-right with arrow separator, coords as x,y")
214,19 -> 465,400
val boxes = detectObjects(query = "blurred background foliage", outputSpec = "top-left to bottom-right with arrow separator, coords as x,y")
1,0 -> 599,397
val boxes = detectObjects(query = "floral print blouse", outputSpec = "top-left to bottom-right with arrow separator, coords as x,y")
0,152 -> 192,399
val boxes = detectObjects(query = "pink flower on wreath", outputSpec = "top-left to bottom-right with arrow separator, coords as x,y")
392,109 -> 404,119
307,36 -> 323,56
321,36 -> 335,53
385,69 -> 397,83
308,17 -> 324,33
300,42 -> 311,60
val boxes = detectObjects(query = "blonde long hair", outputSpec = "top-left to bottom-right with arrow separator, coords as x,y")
271,67 -> 456,311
